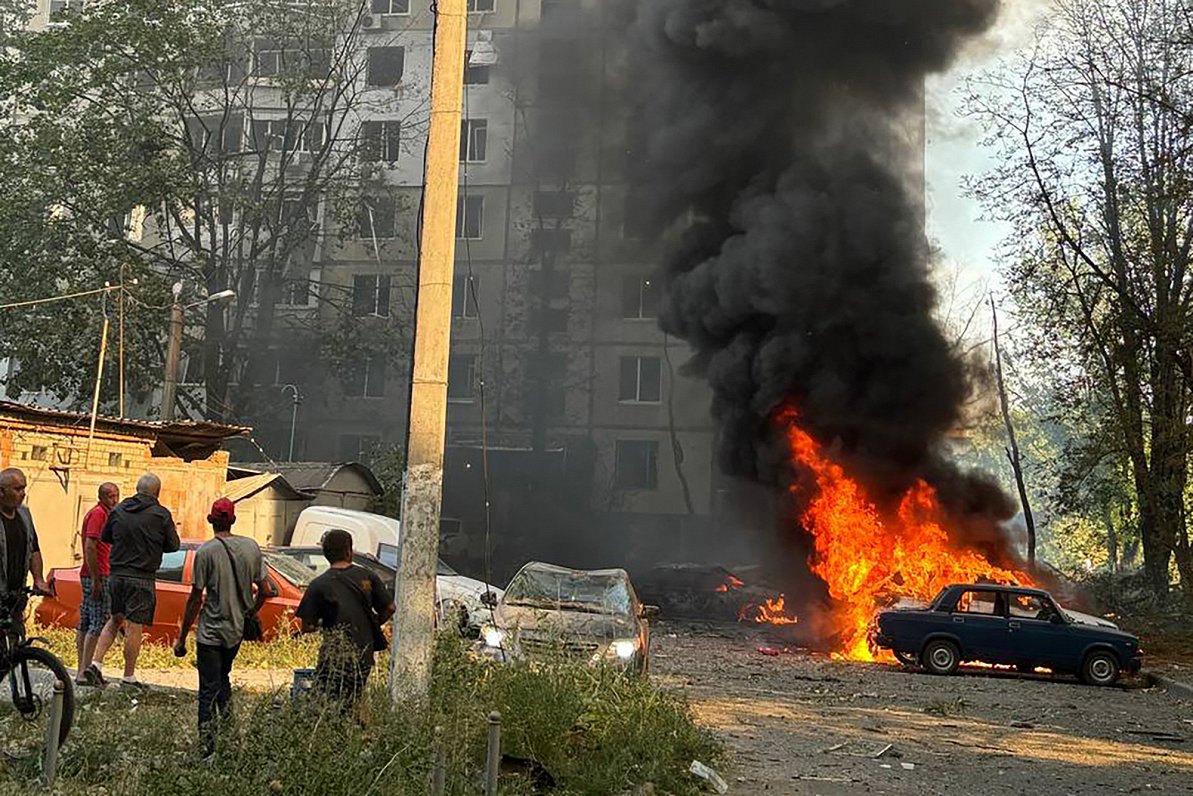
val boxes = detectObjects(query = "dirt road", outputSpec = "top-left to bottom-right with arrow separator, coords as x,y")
653,622 -> 1193,795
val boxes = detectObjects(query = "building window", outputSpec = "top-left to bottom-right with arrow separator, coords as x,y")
282,268 -> 321,307
339,434 -> 381,464
452,275 -> 479,319
352,274 -> 391,317
533,268 -> 570,300
618,356 -> 661,403
253,46 -> 283,77
622,193 -> 649,240
359,196 -> 397,239
48,0 -> 83,23
534,191 -> 575,219
361,120 -> 401,165
460,119 -> 488,162
531,227 -> 571,255
467,0 -> 495,11
464,52 -> 490,85
344,354 -> 387,398
448,354 -> 477,401
367,46 -> 405,86
534,307 -> 569,334
456,195 -> 483,239
371,0 -> 409,13
30,445 -> 47,462
279,193 -> 320,237
251,119 -> 325,154
181,346 -> 206,385
615,440 -> 658,490
621,275 -> 659,320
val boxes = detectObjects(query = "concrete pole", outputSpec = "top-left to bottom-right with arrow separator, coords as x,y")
388,0 -> 467,702
161,297 -> 184,421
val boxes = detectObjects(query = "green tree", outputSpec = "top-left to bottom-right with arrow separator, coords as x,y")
965,0 -> 1193,598
0,0 -> 418,423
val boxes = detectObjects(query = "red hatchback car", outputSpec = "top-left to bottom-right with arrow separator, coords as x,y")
36,541 -> 313,643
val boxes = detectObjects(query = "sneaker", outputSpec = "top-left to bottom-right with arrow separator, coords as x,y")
119,678 -> 148,692
76,668 -> 100,688
87,664 -> 106,687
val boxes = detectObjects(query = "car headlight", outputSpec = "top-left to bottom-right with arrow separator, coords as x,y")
610,638 -> 639,660
481,626 -> 506,648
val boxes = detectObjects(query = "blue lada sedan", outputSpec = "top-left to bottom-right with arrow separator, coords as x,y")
869,584 -> 1142,686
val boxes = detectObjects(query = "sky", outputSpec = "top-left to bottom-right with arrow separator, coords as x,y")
923,0 -> 1044,295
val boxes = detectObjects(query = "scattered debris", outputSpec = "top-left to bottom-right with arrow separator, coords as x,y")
689,761 -> 729,794
901,763 -> 916,771
798,775 -> 853,783
756,646 -> 782,657
821,741 -> 895,758
1009,721 -> 1035,729
1120,729 -> 1185,743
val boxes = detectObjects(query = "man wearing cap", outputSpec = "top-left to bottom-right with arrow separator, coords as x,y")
175,498 -> 269,759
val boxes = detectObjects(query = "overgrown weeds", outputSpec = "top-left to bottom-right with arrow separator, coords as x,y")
0,635 -> 721,795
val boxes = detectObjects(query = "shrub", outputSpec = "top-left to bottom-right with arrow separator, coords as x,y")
0,635 -> 721,795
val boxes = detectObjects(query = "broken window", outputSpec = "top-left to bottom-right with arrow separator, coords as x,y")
359,196 -> 397,239
367,46 -> 405,86
372,0 -> 410,13
361,120 -> 402,164
343,354 -> 387,398
615,440 -> 658,490
452,275 -> 479,319
467,0 -> 495,11
956,590 -> 1001,616
448,353 -> 477,401
464,51 -> 490,85
460,119 -> 488,162
339,434 -> 381,463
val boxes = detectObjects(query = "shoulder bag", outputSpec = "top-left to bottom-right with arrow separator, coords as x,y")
215,537 -> 264,642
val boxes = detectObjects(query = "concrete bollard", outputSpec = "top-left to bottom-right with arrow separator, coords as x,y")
41,680 -> 65,788
431,725 -> 446,796
484,711 -> 502,796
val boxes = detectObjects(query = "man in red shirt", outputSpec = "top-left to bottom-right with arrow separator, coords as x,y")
77,482 -> 118,687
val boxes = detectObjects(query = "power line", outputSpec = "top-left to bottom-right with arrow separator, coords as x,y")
0,284 -> 123,311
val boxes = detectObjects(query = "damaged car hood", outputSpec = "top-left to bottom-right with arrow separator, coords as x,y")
495,604 -> 636,641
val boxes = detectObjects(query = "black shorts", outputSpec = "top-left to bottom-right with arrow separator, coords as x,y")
109,575 -> 156,625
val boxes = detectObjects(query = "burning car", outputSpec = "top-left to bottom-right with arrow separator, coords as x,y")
477,562 -> 658,675
633,563 -> 783,622
869,583 -> 1142,686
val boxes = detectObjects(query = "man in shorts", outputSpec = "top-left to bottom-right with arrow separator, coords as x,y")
92,473 -> 179,688
76,482 -> 119,687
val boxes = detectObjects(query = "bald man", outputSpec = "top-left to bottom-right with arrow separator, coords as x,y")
92,472 -> 179,688
0,468 -> 49,638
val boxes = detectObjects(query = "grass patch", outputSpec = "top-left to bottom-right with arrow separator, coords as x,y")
28,620 -> 322,671
0,635 -> 722,795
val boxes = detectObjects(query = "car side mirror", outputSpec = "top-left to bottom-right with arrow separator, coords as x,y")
481,591 -> 498,608
1049,612 -> 1065,625
641,604 -> 661,620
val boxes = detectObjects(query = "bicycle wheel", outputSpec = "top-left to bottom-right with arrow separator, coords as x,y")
0,645 -> 75,750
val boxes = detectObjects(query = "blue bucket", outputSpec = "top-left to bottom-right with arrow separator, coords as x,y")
291,668 -> 317,702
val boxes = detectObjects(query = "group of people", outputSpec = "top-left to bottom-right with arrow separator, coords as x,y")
0,465 -> 396,760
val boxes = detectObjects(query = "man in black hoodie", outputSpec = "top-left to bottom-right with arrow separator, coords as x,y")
91,472 -> 180,688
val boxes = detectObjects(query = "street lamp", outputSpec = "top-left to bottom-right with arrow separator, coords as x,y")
161,283 -> 236,421
280,383 -> 301,461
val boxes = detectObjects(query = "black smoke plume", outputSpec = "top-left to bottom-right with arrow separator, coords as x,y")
630,0 -> 1015,541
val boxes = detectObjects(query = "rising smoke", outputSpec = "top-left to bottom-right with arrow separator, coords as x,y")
630,0 -> 1016,548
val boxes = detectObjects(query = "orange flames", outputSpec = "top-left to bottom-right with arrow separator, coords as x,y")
777,407 -> 1031,660
715,574 -> 746,593
740,594 -> 799,625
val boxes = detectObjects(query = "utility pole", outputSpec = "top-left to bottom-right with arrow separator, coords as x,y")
389,0 -> 467,702
161,282 -> 184,422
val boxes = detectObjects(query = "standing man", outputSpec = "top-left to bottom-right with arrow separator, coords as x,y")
296,529 -> 394,707
76,482 -> 119,687
175,498 -> 268,759
92,472 -> 179,688
0,468 -> 49,637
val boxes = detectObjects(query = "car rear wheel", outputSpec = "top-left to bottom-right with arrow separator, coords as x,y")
1081,651 -> 1120,687
922,640 -> 960,676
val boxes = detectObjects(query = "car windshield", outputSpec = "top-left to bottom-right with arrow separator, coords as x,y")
265,552 -> 316,588
503,567 -> 631,616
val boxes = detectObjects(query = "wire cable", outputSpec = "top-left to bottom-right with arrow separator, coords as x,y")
0,284 -> 122,311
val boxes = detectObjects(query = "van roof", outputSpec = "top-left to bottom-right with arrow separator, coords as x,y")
298,506 -> 399,525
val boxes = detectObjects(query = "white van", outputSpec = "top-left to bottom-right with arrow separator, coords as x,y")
290,506 -> 401,567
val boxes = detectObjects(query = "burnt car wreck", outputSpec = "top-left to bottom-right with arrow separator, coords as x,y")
477,562 -> 658,675
869,583 -> 1142,686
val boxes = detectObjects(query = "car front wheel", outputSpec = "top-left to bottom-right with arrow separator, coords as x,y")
1081,651 -> 1120,687
922,639 -> 960,676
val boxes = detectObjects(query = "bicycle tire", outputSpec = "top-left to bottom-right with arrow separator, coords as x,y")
9,645 -> 75,747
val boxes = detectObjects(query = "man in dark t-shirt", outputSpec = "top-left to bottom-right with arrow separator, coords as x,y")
0,468 -> 48,639
296,529 -> 395,704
